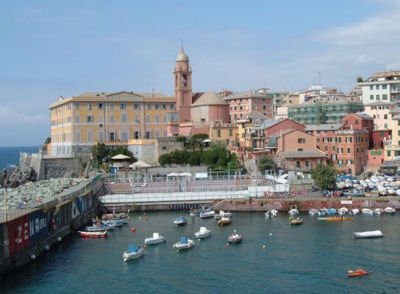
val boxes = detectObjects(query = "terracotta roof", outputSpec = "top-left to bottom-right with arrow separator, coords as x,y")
369,71 -> 400,79
281,149 -> 327,159
192,92 -> 227,106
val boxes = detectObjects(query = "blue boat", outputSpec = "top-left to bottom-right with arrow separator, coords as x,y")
327,208 -> 336,216
123,244 -> 144,261
173,216 -> 187,226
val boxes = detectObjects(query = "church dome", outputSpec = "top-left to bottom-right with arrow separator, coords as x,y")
176,47 -> 189,62
192,92 -> 228,106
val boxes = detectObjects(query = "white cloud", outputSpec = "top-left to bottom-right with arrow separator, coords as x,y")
0,107 -> 48,125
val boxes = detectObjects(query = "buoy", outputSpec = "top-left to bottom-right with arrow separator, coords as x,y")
31,254 -> 36,260
262,245 -> 266,249
269,233 -> 272,236
131,226 -> 136,232
57,237 -> 62,242
226,243 -> 230,247
143,245 -> 147,249
44,245 -> 50,251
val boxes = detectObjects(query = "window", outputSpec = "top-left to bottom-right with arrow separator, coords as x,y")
317,138 -> 320,142
370,85 -> 373,90
120,103 -> 126,110
170,103 -> 175,109
217,129 -> 221,137
99,131 -> 104,142
384,123 -> 388,129
347,148 -> 351,153
298,148 -> 303,151
109,103 -> 114,110
98,103 -> 103,109
388,150 -> 391,157
370,95 -> 374,100
146,115 -> 150,122
110,115 -> 114,123
155,104 -> 160,110
229,129 -> 233,136
121,131 -> 128,141
317,146 -> 320,150
384,114 -> 388,119
324,146 -> 328,151
156,115 -> 160,122
134,103 -> 140,109
296,161 -> 301,168
382,84 -> 387,89
382,94 -> 388,100
162,145 -> 167,151
86,115 -> 93,123
76,115 -> 80,123
376,85 -> 380,90
297,138 -> 305,144
355,120 -> 359,125
75,102 -> 80,109
376,94 -> 380,100
135,114 -> 139,122
76,132 -> 81,143
164,115 -> 167,122
162,104 -> 167,110
134,131 -> 140,139
121,114 -> 127,122
347,159 -> 352,164
306,161 -> 311,167
147,103 -> 151,110
146,131 -> 152,139
87,131 -> 93,142
87,103 -> 92,110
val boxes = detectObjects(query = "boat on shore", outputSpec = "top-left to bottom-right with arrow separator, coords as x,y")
123,244 -> 144,261
195,227 -> 211,239
78,230 -> 108,238
348,269 -> 372,277
353,230 -> 383,239
173,236 -> 195,251
173,216 -> 187,226
144,233 -> 166,245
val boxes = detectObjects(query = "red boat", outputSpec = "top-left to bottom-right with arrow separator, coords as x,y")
347,269 -> 372,277
78,230 -> 108,238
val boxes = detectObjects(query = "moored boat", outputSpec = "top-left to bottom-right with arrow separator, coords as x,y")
144,233 -> 166,245
362,208 -> 373,215
173,236 -> 195,251
373,208 -> 384,215
194,227 -> 211,239
85,225 -> 109,232
78,230 -> 108,238
200,210 -> 215,219
308,209 -> 318,216
338,207 -> 348,216
265,209 -> 278,218
384,207 -> 396,214
227,230 -> 242,244
218,216 -> 232,226
288,205 -> 299,216
289,217 -> 303,225
325,216 -> 354,221
348,269 -> 372,277
189,208 -> 201,216
351,208 -> 360,215
173,216 -> 187,226
123,244 -> 144,261
353,230 -> 383,239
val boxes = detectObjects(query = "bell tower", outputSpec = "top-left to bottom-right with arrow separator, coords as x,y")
174,46 -> 192,123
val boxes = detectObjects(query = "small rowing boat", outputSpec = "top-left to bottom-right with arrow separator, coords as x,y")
353,230 -> 383,239
348,269 -> 372,277
78,230 -> 108,238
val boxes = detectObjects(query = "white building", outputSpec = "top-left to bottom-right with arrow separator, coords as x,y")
358,71 -> 400,105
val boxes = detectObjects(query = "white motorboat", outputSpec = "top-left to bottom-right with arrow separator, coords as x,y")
338,207 -> 348,216
144,233 -> 166,245
227,230 -> 242,244
384,207 -> 396,214
123,244 -> 144,261
288,208 -> 299,216
362,208 -> 373,215
194,227 -> 211,239
317,208 -> 328,216
308,209 -> 318,216
265,210 -> 278,218
351,208 -> 360,215
353,230 -> 383,239
387,188 -> 396,195
373,208 -> 384,215
214,210 -> 232,220
173,216 -> 187,226
200,211 -> 215,218
173,236 -> 195,251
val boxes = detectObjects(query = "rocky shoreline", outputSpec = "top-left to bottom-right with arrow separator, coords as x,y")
0,165 -> 37,188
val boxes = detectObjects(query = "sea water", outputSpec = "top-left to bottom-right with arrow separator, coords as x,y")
0,146 -> 38,170
2,212 -> 400,294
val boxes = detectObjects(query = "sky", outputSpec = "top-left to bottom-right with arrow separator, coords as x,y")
1,0 -> 400,146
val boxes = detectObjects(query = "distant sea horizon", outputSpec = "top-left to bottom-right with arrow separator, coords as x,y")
0,146 -> 39,171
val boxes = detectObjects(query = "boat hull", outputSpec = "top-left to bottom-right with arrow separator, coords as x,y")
144,237 -> 166,245
78,231 -> 108,238
353,230 -> 383,239
123,249 -> 144,261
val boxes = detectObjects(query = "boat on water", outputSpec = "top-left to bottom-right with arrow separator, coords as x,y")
317,208 -> 328,216
308,209 -> 318,216
289,217 -> 303,225
78,230 -> 108,238
189,208 -> 201,216
123,244 -> 144,261
173,216 -> 187,226
373,208 -> 384,215
352,208 -> 360,215
200,210 -> 215,219
265,209 -> 278,218
144,233 -> 166,245
218,216 -> 232,226
288,205 -> 299,216
338,207 -> 349,216
327,208 -> 336,216
348,269 -> 372,277
195,227 -> 211,239
214,211 -> 232,220
362,208 -> 373,215
353,230 -> 383,239
384,207 -> 396,214
173,236 -> 195,251
227,230 -> 242,244
85,225 -> 109,232
325,216 -> 354,221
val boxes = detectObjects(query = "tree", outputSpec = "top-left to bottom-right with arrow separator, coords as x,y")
357,76 -> 364,83
189,133 -> 209,151
257,156 -> 276,173
310,163 -> 337,190
91,142 -> 108,166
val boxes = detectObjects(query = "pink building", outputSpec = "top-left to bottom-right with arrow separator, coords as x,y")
224,88 -> 274,122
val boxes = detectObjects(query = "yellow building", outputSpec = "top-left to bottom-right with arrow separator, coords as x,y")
384,106 -> 400,161
50,91 -> 177,162
209,121 -> 238,146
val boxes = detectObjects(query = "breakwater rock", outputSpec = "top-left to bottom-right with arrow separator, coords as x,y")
0,177 -> 83,210
0,166 -> 37,188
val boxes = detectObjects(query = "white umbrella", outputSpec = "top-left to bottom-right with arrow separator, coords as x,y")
111,154 -> 131,160
129,160 -> 152,169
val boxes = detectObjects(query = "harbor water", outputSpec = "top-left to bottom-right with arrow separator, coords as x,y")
2,212 -> 400,294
